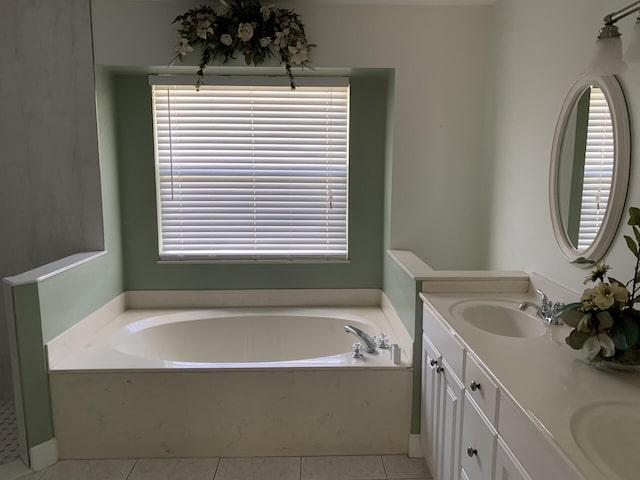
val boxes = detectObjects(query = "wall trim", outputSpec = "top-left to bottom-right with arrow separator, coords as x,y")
407,433 -> 422,458
29,437 -> 58,471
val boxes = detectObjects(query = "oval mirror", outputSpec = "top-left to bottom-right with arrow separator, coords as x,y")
549,74 -> 630,265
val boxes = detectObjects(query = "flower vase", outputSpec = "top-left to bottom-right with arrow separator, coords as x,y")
599,347 -> 640,371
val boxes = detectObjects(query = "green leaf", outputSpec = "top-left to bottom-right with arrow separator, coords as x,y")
611,328 -> 628,350
596,311 -> 614,330
566,330 -> 590,350
628,207 -> 640,226
622,314 -> 639,346
625,235 -> 638,257
563,308 -> 585,328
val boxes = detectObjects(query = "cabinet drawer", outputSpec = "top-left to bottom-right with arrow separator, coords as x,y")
464,352 -> 499,426
461,393 -> 497,480
498,394 -> 582,480
423,303 -> 465,380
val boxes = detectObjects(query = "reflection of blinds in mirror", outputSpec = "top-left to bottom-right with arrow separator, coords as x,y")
578,87 -> 613,251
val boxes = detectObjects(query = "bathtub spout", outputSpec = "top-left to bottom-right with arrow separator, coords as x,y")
344,325 -> 377,353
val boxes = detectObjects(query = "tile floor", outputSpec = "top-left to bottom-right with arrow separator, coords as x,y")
0,402 -> 20,465
17,455 -> 431,480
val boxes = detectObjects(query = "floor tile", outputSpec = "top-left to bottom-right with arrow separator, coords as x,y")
128,458 -> 219,480
16,471 -> 46,480
40,459 -> 135,480
382,455 -> 431,479
301,456 -> 386,480
214,457 -> 300,480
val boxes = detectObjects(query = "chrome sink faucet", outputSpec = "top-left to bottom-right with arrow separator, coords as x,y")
344,325 -> 377,353
519,289 -> 566,325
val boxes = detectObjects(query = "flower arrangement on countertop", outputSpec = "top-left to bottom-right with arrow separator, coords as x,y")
563,207 -> 640,362
171,0 -> 315,89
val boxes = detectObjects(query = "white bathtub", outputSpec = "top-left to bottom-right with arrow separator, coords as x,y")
47,294 -> 413,458
50,307 -> 407,370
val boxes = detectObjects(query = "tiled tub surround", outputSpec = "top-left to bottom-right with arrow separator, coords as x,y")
0,401 -> 19,465
420,277 -> 640,480
47,290 -> 413,459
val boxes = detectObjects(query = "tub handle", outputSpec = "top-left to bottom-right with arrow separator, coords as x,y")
376,333 -> 390,349
351,342 -> 364,359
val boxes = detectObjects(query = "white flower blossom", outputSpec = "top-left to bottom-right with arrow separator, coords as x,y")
237,23 -> 254,42
273,29 -> 290,47
196,20 -> 214,40
259,37 -> 272,48
220,34 -> 233,46
215,4 -> 230,16
288,41 -> 308,64
260,6 -> 271,21
175,36 -> 193,56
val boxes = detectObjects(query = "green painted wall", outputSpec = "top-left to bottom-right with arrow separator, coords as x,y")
10,283 -> 53,448
114,70 -> 390,290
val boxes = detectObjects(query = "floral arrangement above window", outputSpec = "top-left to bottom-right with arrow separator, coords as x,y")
172,0 -> 315,89
564,207 -> 640,364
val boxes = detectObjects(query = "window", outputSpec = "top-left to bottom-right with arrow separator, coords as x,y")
150,77 -> 349,261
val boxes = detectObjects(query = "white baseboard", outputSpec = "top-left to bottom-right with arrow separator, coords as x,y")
29,438 -> 58,471
407,433 -> 422,458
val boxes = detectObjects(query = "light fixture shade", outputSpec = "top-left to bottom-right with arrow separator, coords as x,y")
586,36 -> 628,76
625,20 -> 640,62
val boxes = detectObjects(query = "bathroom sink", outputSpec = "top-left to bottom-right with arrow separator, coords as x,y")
571,401 -> 640,480
450,300 -> 547,338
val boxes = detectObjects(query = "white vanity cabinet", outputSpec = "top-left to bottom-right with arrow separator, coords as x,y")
421,301 -> 532,480
422,304 -> 465,480
494,438 -> 531,480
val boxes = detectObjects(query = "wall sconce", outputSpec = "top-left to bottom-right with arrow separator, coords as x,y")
587,0 -> 640,75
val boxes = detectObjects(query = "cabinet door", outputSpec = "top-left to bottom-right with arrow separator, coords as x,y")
495,437 -> 531,480
437,358 -> 464,480
421,333 -> 442,475
461,393 -> 497,480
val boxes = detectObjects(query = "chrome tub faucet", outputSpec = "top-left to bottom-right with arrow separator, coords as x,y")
344,325 -> 378,353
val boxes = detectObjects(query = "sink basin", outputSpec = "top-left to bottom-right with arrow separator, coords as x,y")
450,300 -> 547,338
571,401 -> 640,480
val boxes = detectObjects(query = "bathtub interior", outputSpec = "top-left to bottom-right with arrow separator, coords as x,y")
114,310 -> 379,363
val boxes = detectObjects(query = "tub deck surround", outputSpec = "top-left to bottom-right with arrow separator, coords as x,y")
46,289 -> 413,458
420,278 -> 640,480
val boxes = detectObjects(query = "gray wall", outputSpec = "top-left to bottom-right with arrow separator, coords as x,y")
0,0 -> 103,402
113,70 -> 390,290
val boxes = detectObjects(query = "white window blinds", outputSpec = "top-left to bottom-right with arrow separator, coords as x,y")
578,86 -> 614,251
151,79 -> 349,260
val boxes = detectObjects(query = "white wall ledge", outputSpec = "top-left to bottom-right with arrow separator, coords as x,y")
2,252 -> 106,287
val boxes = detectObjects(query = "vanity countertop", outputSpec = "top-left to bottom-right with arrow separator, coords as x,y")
421,290 -> 640,480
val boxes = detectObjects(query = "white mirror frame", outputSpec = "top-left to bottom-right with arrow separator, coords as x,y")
549,74 -> 630,265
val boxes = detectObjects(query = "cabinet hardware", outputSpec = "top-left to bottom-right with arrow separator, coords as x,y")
470,381 -> 481,391
467,446 -> 477,457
